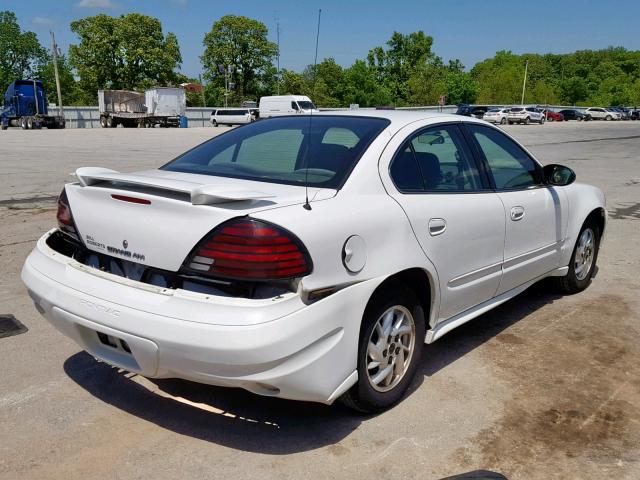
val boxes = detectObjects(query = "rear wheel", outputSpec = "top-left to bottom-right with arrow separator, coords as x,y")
26,117 -> 34,129
106,116 -> 114,128
500,117 -> 507,125
100,116 -> 107,128
212,120 -> 218,127
524,116 -> 530,125
20,117 -> 28,129
540,116 -> 546,124
554,220 -> 600,294
606,115 -> 612,121
340,286 -> 425,413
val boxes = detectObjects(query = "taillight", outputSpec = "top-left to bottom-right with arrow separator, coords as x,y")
57,188 -> 79,240
183,218 -> 312,281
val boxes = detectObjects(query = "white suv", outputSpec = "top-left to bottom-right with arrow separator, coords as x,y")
585,107 -> 621,121
508,106 -> 545,125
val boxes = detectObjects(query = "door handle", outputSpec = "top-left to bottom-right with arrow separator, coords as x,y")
428,218 -> 447,236
510,206 -> 525,221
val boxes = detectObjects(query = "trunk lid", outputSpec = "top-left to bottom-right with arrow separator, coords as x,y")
66,168 -> 335,272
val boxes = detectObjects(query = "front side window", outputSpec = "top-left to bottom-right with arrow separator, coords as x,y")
468,124 -> 541,190
162,116 -> 389,188
291,102 -> 299,110
390,125 -> 483,192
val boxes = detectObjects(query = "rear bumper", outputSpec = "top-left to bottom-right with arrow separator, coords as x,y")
22,231 -> 381,404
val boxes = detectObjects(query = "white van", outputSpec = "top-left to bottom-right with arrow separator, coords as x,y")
210,108 -> 255,127
258,95 -> 318,118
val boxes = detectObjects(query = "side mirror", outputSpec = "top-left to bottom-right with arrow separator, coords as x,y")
544,164 -> 576,186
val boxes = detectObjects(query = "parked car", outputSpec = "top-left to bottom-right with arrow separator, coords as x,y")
557,109 -> 585,121
210,108 -> 255,127
631,109 -> 640,120
540,108 -> 564,122
22,111 -> 605,412
258,95 -> 318,118
585,107 -> 621,121
608,106 -> 631,120
508,106 -> 545,124
456,104 -> 490,119
483,108 -> 510,124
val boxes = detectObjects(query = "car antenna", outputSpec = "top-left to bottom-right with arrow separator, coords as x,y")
303,8 -> 321,211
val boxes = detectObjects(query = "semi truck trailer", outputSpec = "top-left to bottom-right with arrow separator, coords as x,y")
99,87 -> 185,128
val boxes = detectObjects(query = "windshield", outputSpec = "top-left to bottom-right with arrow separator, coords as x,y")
487,109 -> 500,113
297,101 -> 316,110
162,116 -> 390,188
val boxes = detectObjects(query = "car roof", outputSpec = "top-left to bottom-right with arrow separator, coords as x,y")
314,109 -> 488,134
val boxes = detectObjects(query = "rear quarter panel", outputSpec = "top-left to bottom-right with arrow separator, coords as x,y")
559,182 -> 606,266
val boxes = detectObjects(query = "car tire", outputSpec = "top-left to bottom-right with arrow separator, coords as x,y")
212,120 -> 218,127
540,117 -> 546,124
26,117 -> 34,129
340,285 -> 425,413
500,117 -> 507,125
524,117 -> 530,125
606,115 -> 612,121
553,219 -> 600,295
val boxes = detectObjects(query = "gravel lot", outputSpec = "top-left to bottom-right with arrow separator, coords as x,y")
1,121 -> 639,480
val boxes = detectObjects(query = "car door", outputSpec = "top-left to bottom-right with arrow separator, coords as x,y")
382,123 -> 506,321
465,123 -> 566,294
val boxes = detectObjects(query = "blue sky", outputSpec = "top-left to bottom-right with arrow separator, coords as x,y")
4,0 -> 640,77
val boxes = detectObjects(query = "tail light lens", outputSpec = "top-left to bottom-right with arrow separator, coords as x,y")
183,218 -> 313,281
57,188 -> 79,240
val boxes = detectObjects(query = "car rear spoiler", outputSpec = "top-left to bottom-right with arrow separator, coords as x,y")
73,167 -> 275,205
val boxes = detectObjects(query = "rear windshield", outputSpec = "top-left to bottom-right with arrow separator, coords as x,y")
510,107 -> 524,112
162,116 -> 390,188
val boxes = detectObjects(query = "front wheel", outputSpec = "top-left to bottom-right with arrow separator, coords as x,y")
606,115 -> 612,121
540,116 -> 546,124
554,220 -> 600,294
340,286 -> 425,413
212,120 -> 218,127
524,117 -> 530,125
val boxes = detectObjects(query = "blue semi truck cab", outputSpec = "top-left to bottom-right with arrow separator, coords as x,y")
0,80 -> 65,130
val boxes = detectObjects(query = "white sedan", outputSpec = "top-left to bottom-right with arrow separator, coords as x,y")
22,111 -> 605,412
483,108 -> 510,125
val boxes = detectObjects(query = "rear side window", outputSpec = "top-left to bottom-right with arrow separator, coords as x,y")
163,116 -> 390,188
390,125 -> 483,192
468,124 -> 541,190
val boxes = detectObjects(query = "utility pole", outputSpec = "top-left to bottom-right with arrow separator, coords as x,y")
521,60 -> 529,105
50,30 -> 64,118
276,17 -> 281,95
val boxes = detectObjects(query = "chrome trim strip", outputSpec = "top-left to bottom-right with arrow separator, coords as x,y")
502,241 -> 561,270
448,261 -> 503,288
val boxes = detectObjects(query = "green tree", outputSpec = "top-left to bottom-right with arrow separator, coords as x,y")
37,53 -> 83,106
69,13 -> 182,101
201,15 -> 277,101
367,31 -> 438,104
0,11 -> 47,96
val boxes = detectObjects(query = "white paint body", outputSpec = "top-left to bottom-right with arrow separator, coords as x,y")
482,108 -> 509,124
585,107 -> 621,120
21,111 -> 605,404
210,108 -> 254,126
258,95 -> 318,118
